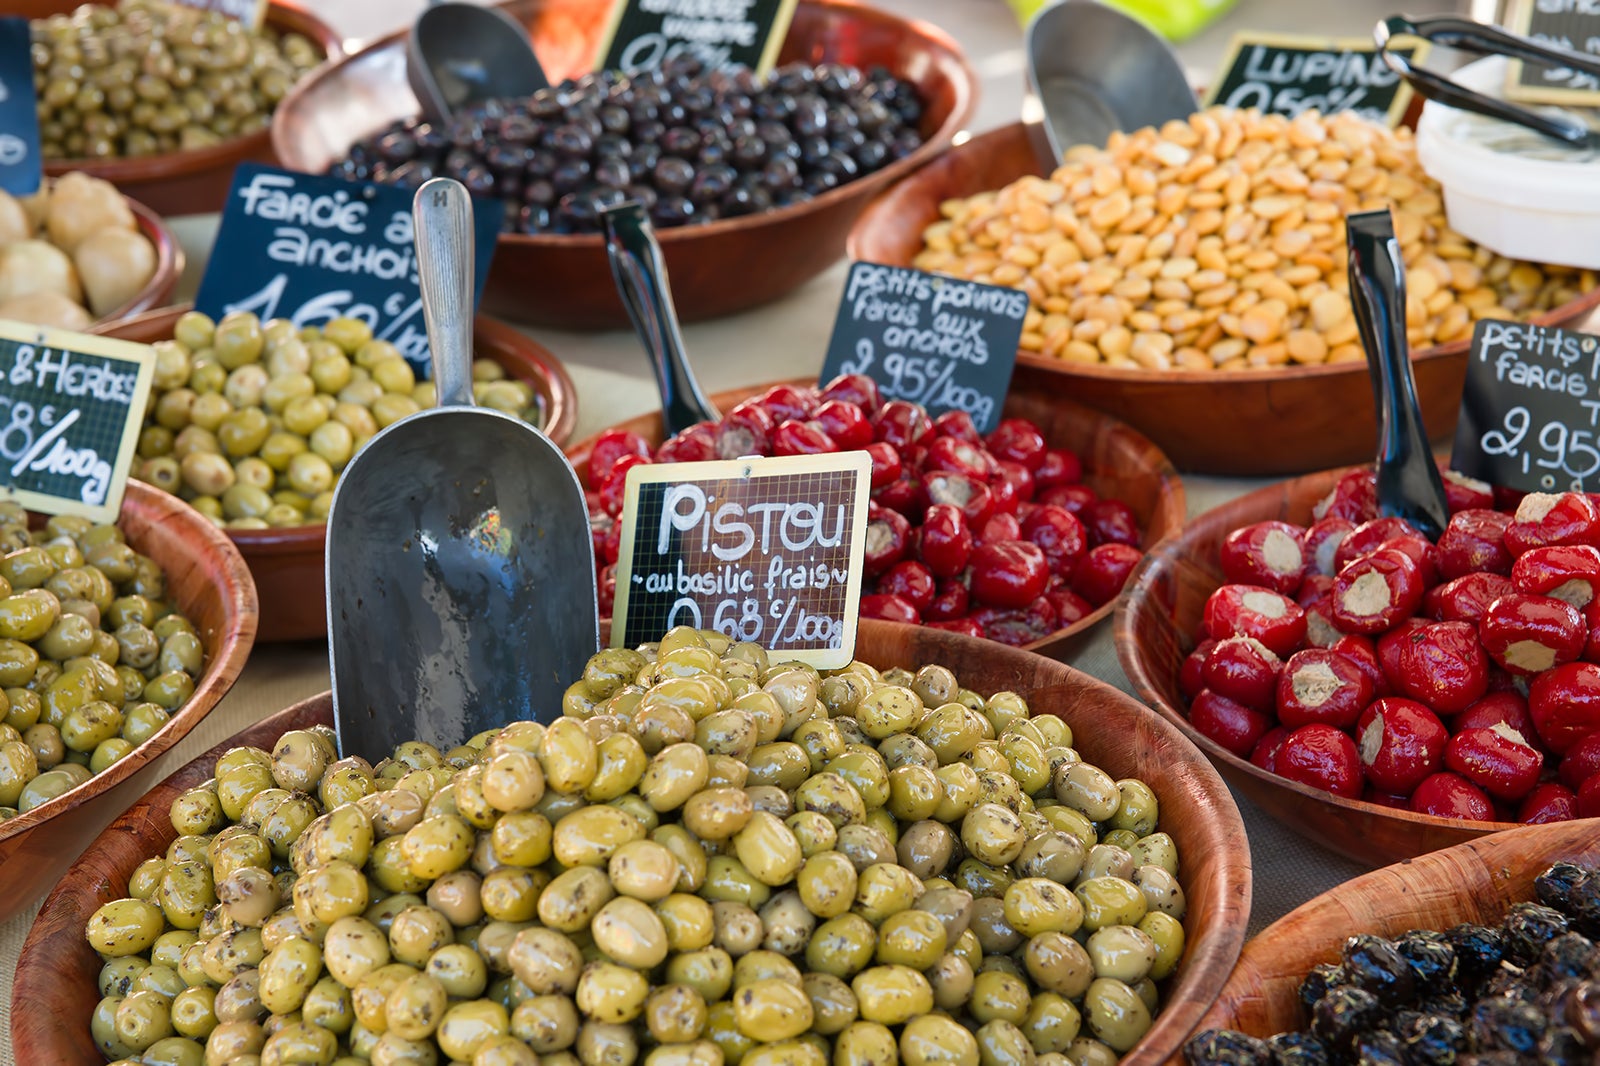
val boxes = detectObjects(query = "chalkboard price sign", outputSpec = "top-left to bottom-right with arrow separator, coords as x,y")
1450,319 -> 1600,494
1505,0 -> 1600,105
595,0 -> 800,77
0,17 -> 43,197
1203,33 -> 1426,127
818,262 -> 1027,435
611,452 -> 871,668
168,0 -> 267,30
0,321 -> 155,523
194,164 -> 506,377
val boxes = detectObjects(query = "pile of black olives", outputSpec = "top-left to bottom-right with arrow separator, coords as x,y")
84,628 -> 1189,1066
1186,860 -> 1600,1065
330,56 -> 926,236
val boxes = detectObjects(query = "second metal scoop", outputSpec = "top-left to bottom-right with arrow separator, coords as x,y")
1025,0 -> 1198,160
325,178 -> 598,760
407,2 -> 549,125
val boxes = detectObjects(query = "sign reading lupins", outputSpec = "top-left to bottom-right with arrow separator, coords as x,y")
610,452 -> 871,668
0,322 -> 155,523
1202,32 -> 1426,127
1452,319 -> 1600,494
194,164 -> 505,376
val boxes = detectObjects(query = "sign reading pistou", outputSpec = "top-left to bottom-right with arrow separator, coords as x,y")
595,0 -> 800,76
1203,33 -> 1426,127
817,262 -> 1027,435
0,17 -> 42,197
1505,0 -> 1600,105
167,0 -> 267,30
611,452 -> 871,668
194,164 -> 505,376
1451,319 -> 1600,494
0,322 -> 156,523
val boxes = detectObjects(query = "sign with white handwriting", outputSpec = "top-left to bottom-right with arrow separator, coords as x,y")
1505,0 -> 1600,105
1451,319 -> 1600,494
1203,32 -> 1425,127
168,0 -> 267,30
194,164 -> 505,376
595,0 -> 799,76
818,262 -> 1026,435
611,452 -> 871,668
0,322 -> 155,522
0,18 -> 42,197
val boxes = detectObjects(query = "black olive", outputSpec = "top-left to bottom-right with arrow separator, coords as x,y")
1505,902 -> 1570,965
1447,923 -> 1506,985
1353,1028 -> 1406,1065
1562,981 -> 1600,1045
1403,1013 -> 1468,1065
1266,1031 -> 1331,1065
1538,932 -> 1599,984
1420,991 -> 1470,1019
1344,935 -> 1418,1002
1181,1029 -> 1274,1066
1537,1026 -> 1591,1065
1312,986 -> 1384,1053
1471,996 -> 1547,1054
1299,964 -> 1346,1016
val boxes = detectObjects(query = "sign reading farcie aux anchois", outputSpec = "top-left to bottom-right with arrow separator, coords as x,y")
610,452 -> 872,669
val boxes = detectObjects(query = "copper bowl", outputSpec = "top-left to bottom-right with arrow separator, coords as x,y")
1114,465 -> 1536,868
848,122 -> 1600,477
269,0 -> 976,329
13,621 -> 1251,1066
95,304 -> 578,642
1169,818 -> 1600,1062
567,380 -> 1186,658
27,1 -> 344,217
0,480 -> 256,923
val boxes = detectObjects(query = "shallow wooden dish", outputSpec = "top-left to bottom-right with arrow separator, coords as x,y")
1172,817 -> 1600,1061
96,305 -> 578,642
566,380 -> 1186,657
0,480 -> 256,923
849,122 -> 1600,476
28,1 -> 343,217
269,0 -> 976,329
14,620 -> 1250,1066
1115,465 -> 1529,868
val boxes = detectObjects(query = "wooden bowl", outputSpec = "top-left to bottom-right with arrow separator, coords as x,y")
848,122 -> 1600,476
269,0 -> 976,329
0,480 -> 256,923
28,1 -> 344,217
94,305 -> 578,642
13,621 -> 1250,1066
1174,817 -> 1600,1060
566,380 -> 1186,658
1114,465 -> 1531,868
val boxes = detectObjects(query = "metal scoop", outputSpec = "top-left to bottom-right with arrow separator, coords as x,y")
599,202 -> 720,437
1025,0 -> 1198,161
407,1 -> 549,125
325,177 -> 598,760
1348,208 -> 1451,541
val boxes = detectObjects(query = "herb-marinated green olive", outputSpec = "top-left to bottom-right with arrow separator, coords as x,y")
1082,977 -> 1151,1052
1075,878 -> 1147,932
1137,911 -> 1185,980
851,965 -> 933,1025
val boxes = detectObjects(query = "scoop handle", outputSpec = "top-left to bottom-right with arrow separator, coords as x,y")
1347,207 -> 1450,541
599,201 -> 720,436
413,177 -> 476,409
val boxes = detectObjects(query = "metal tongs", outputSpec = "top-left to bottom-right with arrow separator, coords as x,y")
1375,15 -> 1600,149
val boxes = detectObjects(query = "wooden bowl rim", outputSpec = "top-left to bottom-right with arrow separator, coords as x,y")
94,303 -> 580,549
565,377 -> 1187,654
0,479 -> 258,846
268,0 -> 978,250
13,622 -> 1252,1066
1114,467 -> 1524,837
849,120 -> 1600,385
40,0 -> 345,181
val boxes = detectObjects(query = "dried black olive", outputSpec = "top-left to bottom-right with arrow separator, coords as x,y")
1353,1028 -> 1407,1065
1538,932 -> 1599,984
1471,996 -> 1547,1055
1563,981 -> 1600,1045
1398,930 -> 1459,991
1419,991 -> 1469,1019
1182,1029 -> 1274,1065
1312,986 -> 1384,1053
1344,935 -> 1417,1002
1447,923 -> 1506,984
1537,862 -> 1593,914
1403,1012 -> 1468,1065
1299,963 -> 1346,1015
1504,902 -> 1570,965
1265,1032 -> 1331,1066
1537,1025 -> 1590,1064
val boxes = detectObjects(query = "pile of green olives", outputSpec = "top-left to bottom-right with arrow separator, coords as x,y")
132,309 -> 545,530
84,628 -> 1187,1066
0,506 -> 203,822
31,0 -> 322,160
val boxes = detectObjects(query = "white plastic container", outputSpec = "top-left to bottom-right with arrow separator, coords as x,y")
1415,56 -> 1600,270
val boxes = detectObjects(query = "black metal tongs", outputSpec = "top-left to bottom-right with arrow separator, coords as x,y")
1375,15 -> 1600,150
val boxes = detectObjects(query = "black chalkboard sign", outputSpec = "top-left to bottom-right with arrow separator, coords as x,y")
1506,0 -> 1600,105
595,0 -> 799,76
611,452 -> 871,668
1203,33 -> 1426,127
194,164 -> 506,376
169,0 -> 266,30
0,322 -> 155,523
0,18 -> 42,197
818,262 -> 1027,435
1450,319 -> 1600,494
